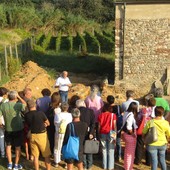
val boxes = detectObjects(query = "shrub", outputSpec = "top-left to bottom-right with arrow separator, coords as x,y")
56,31 -> 61,53
35,32 -> 44,45
68,34 -> 73,53
60,36 -> 69,51
42,33 -> 52,50
0,4 -> 7,28
33,44 -> 45,53
95,31 -> 114,53
84,32 -> 100,54
74,32 -> 87,53
7,56 -> 21,77
103,30 -> 115,40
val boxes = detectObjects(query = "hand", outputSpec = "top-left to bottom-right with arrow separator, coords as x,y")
132,133 -> 137,138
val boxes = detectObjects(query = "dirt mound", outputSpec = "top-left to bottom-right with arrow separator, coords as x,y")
4,60 -> 154,103
4,61 -> 55,99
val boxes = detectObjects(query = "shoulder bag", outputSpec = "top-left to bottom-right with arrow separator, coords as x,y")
62,123 -> 79,160
144,119 -> 158,145
84,139 -> 99,154
109,113 -> 116,142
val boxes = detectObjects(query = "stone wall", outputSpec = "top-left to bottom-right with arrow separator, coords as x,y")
115,4 -> 170,94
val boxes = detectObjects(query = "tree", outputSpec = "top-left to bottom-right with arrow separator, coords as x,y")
0,4 -> 7,28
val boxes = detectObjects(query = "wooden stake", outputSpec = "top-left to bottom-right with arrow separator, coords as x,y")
15,43 -> 19,61
9,45 -> 12,58
4,46 -> 8,76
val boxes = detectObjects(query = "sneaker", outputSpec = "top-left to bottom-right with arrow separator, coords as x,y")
64,164 -> 67,169
7,163 -> 13,170
13,164 -> 23,170
52,162 -> 58,168
1,155 -> 5,158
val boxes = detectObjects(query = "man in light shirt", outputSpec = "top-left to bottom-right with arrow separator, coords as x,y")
54,71 -> 72,103
122,90 -> 139,112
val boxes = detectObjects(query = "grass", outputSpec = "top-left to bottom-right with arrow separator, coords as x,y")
31,50 -> 115,83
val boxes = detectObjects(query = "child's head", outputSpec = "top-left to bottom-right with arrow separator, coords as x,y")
107,95 -> 115,104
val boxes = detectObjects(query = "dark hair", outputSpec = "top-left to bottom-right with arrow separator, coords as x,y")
51,92 -> 61,108
126,90 -> 134,98
147,98 -> 156,107
102,103 -> 112,112
155,106 -> 164,117
107,95 -> 115,104
41,88 -> 51,96
0,87 -> 8,97
69,95 -> 80,107
127,102 -> 138,118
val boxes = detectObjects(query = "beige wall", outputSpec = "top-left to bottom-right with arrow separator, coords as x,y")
116,4 -> 170,19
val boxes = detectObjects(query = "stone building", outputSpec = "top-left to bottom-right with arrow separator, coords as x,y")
114,0 -> 170,93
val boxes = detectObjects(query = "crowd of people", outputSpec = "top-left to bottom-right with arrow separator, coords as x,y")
0,70 -> 170,170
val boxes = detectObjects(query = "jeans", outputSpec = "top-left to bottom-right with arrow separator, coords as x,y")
100,134 -> 115,170
0,135 -> 5,157
54,132 -> 64,163
59,91 -> 68,103
147,145 -> 167,170
83,153 -> 93,169
135,135 -> 144,164
116,137 -> 121,159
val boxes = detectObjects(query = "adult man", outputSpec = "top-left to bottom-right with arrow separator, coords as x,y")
54,71 -> 72,103
25,99 -> 51,170
76,99 -> 95,170
0,91 -> 26,170
122,90 -> 139,112
23,88 -> 32,102
36,88 -> 51,113
154,88 -> 170,118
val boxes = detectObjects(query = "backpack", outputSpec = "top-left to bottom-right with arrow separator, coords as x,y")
115,105 -> 123,131
59,119 -> 67,134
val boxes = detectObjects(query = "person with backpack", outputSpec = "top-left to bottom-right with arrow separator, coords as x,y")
107,95 -> 123,162
53,102 -> 72,168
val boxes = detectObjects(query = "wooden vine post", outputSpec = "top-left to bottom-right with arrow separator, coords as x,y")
4,45 -> 8,76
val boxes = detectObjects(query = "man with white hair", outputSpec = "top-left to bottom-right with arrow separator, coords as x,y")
54,71 -> 72,103
76,99 -> 95,170
122,90 -> 139,112
0,91 -> 26,170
